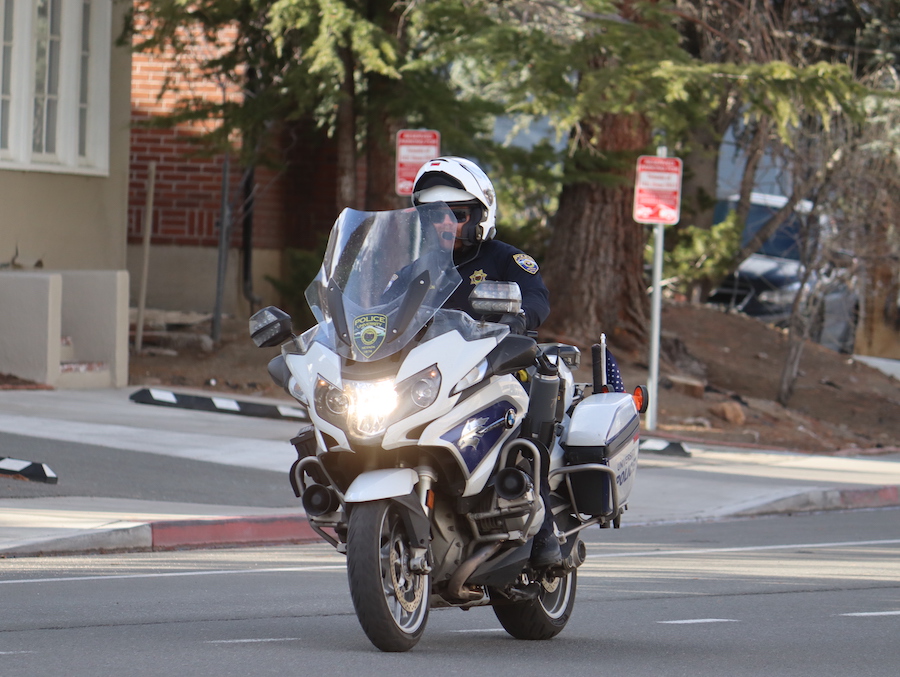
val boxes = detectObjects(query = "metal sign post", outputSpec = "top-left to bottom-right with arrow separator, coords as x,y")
395,130 -> 441,196
633,150 -> 683,431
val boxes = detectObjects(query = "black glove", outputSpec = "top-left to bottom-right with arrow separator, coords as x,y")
499,312 -> 527,335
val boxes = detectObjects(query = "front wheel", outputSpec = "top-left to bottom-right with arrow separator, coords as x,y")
491,569 -> 577,640
346,500 -> 430,652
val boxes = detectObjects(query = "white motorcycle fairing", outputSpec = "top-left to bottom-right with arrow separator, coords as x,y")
419,373 -> 527,497
344,467 -> 419,503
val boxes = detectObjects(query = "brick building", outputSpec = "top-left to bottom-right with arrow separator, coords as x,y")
125,25 -> 351,319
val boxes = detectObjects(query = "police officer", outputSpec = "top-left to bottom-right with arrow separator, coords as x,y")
412,157 -> 560,568
411,157 -> 550,335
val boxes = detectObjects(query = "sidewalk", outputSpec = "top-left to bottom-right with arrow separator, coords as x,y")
1,388 -> 899,558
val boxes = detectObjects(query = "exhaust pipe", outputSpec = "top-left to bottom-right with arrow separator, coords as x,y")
447,542 -> 502,601
563,539 -> 587,571
302,484 -> 340,516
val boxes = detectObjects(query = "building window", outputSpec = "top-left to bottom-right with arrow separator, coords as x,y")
78,0 -> 89,158
32,0 -> 61,155
0,0 -> 109,174
1,0 -> 13,151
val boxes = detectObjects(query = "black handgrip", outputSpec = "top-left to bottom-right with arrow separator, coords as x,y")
535,352 -> 558,377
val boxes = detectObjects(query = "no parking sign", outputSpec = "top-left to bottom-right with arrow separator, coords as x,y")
633,155 -> 683,225
396,130 -> 441,196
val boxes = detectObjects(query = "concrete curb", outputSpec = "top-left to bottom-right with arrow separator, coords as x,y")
646,429 -> 900,457
151,513 -> 319,550
735,484 -> 900,517
4,485 -> 899,558
0,514 -> 320,558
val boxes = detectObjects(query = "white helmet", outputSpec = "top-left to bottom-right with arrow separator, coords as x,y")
412,156 -> 497,244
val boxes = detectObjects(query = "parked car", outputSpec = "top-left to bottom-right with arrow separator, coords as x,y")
707,193 -> 858,353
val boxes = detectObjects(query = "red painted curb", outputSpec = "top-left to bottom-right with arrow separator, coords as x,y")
837,485 -> 900,509
150,514 -> 319,549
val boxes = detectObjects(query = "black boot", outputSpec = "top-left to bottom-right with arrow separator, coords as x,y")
530,502 -> 562,568
530,534 -> 562,569
531,473 -> 562,568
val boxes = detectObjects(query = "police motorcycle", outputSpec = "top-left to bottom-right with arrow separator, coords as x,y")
249,204 -> 647,652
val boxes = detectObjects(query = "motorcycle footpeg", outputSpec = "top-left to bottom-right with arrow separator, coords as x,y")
506,582 -> 541,602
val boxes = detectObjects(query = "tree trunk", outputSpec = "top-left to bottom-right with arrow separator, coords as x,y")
336,45 -> 357,211
365,63 -> 405,212
776,266 -> 823,405
364,0 -> 406,211
541,114 -> 651,354
365,108 -> 405,211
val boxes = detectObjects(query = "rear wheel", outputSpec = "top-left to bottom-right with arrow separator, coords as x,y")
492,569 -> 577,640
346,500 -> 430,652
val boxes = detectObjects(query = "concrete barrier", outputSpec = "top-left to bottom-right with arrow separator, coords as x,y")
0,270 -> 129,388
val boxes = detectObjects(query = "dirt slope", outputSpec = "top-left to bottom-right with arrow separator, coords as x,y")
121,304 -> 900,454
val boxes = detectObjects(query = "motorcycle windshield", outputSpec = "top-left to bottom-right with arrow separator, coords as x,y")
304,205 -> 463,362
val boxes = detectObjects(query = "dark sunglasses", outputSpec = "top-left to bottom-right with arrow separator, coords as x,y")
424,206 -> 473,225
451,208 -> 473,224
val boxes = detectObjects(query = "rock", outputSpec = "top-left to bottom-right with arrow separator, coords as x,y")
709,401 -> 747,425
667,374 -> 707,399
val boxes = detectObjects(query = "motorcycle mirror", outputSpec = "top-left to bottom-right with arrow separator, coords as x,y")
249,306 -> 294,348
469,281 -> 522,315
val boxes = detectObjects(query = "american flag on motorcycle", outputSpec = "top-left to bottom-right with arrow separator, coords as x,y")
607,351 -> 626,393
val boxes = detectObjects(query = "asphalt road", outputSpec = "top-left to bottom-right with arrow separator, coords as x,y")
0,431 -> 295,507
1,508 -> 898,676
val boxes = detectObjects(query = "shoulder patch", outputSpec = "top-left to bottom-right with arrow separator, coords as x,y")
513,253 -> 539,275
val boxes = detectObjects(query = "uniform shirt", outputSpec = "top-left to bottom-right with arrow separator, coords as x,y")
447,240 -> 550,331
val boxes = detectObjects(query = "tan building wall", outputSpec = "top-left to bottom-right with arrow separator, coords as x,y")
126,244 -> 283,319
0,3 -> 132,272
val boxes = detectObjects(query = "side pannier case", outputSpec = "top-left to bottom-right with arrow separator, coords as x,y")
558,393 -> 640,518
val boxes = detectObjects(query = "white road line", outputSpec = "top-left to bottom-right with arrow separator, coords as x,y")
0,564 -> 346,586
0,651 -> 36,654
840,611 -> 900,617
206,638 -> 301,644
3,538 -> 898,586
450,628 -> 507,633
658,619 -> 740,625
588,538 -> 900,559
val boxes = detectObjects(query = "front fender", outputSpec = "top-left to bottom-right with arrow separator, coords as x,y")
344,468 -> 418,503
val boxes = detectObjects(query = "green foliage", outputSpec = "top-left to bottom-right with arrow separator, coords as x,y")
660,210 -> 742,291
650,60 -> 867,145
265,242 -> 327,332
127,0 -> 893,328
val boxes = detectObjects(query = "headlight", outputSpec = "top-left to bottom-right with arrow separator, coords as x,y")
399,366 -> 441,410
313,366 -> 441,440
346,379 -> 398,435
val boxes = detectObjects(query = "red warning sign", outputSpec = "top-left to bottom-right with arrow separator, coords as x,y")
396,130 -> 441,196
633,155 -> 683,225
